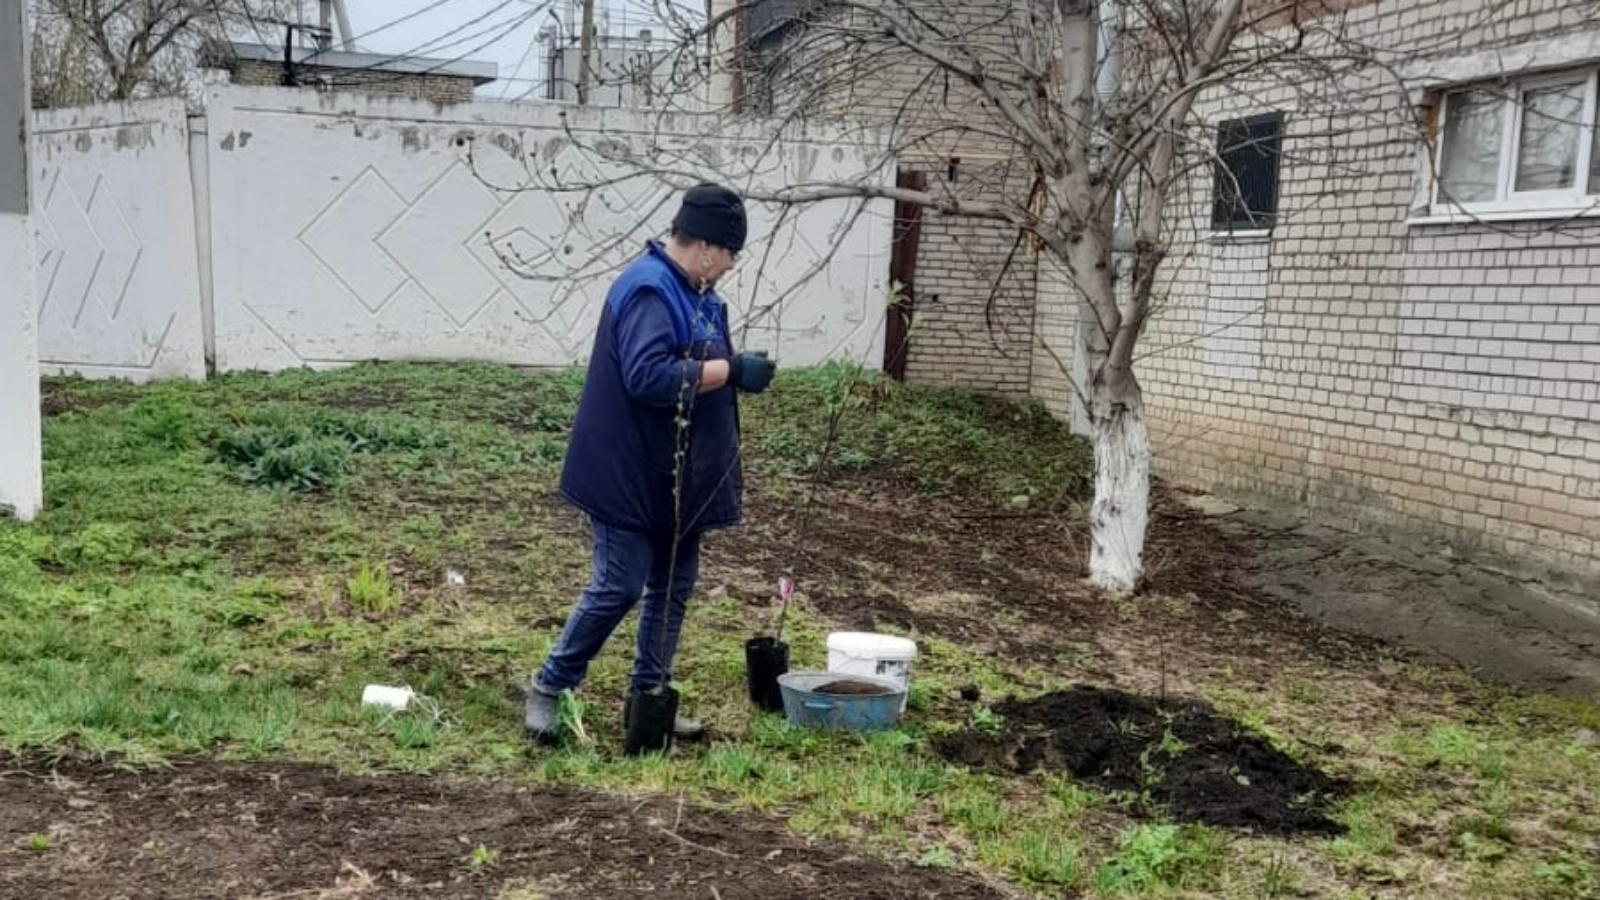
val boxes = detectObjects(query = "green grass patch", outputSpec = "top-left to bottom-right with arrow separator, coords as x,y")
1094,823 -> 1228,895
7,362 -> 1598,899
744,362 -> 1089,505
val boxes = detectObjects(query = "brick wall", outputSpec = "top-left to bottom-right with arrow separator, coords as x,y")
230,59 -> 478,105
1076,0 -> 1600,583
747,0 -> 1600,581
745,1 -> 1037,395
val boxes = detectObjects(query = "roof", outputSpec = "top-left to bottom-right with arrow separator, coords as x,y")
204,40 -> 499,86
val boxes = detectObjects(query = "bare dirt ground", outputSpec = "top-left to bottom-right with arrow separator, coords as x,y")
0,756 -> 1006,900
4,451 -> 1595,898
714,476 -> 1600,699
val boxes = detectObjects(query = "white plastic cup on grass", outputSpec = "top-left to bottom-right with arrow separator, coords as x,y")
361,684 -> 415,711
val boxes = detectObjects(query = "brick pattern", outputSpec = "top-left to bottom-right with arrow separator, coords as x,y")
751,0 -> 1600,578
1120,0 -> 1600,580
1203,239 -> 1269,382
230,60 -> 478,105
1396,226 -> 1600,420
906,178 -> 1038,394
745,0 -> 1036,395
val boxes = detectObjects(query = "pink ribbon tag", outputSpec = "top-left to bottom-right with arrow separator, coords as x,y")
778,575 -> 795,602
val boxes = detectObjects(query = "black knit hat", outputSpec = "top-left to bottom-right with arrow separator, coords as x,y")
672,183 -> 747,254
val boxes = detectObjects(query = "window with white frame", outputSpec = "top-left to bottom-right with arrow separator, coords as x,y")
1435,69 -> 1600,214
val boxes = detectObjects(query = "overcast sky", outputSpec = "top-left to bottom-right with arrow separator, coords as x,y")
328,0 -> 704,100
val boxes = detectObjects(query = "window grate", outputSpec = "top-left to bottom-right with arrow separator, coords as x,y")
745,0 -> 819,45
1212,112 -> 1284,231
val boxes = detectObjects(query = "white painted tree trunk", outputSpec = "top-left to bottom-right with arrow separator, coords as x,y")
1087,392 -> 1151,595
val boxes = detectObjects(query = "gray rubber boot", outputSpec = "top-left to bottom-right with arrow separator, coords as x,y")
524,679 -> 562,745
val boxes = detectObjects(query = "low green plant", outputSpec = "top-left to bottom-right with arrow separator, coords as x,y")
705,744 -> 767,787
1095,824 -> 1226,894
970,704 -> 1005,737
467,843 -> 499,872
391,714 -> 439,749
1536,850 -> 1597,895
25,833 -> 51,854
346,564 -> 400,617
742,364 -> 1091,505
1157,723 -> 1189,758
557,689 -> 592,747
125,394 -> 206,451
1044,775 -> 1100,818
53,521 -> 141,571
1262,853 -> 1299,897
1329,792 -> 1399,863
916,844 -> 957,870
220,423 -> 352,492
1426,724 -> 1485,769
1015,831 -> 1081,887
217,409 -> 437,491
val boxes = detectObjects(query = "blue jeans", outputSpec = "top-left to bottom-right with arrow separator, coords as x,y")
537,521 -> 701,693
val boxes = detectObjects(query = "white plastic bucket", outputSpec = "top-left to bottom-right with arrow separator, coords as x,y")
826,632 -> 918,713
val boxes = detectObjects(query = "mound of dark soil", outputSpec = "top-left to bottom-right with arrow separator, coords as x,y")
936,686 -> 1348,836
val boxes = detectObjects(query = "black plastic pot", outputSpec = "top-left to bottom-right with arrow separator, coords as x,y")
745,636 -> 790,713
623,685 -> 680,757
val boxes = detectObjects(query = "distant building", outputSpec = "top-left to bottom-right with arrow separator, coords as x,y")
201,41 -> 497,105
539,27 -> 687,108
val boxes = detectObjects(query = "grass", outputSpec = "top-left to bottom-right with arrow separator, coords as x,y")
1094,824 -> 1227,894
4,362 -> 1598,898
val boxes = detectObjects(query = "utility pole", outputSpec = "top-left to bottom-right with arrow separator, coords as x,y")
317,0 -> 332,51
707,0 -> 735,111
577,0 -> 596,105
0,0 -> 44,521
332,0 -> 355,50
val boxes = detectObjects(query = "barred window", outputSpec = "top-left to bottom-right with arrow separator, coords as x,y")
1211,112 -> 1284,232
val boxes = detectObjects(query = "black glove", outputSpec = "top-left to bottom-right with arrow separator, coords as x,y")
729,350 -> 777,394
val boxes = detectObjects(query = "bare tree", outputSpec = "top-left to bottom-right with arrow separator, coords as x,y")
538,0 -> 1359,594
29,0 -> 289,105
478,0 -> 1583,594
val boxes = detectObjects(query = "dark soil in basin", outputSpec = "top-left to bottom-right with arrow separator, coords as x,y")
814,679 -> 896,696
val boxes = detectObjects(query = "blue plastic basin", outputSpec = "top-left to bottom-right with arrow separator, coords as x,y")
777,671 -> 906,732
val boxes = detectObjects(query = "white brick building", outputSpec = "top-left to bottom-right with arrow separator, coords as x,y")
750,0 -> 1600,584
1033,0 -> 1600,583
202,41 -> 496,105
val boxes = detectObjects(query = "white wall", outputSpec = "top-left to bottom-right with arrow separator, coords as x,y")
31,99 -> 207,381
202,87 -> 892,373
1,0 -> 42,521
0,213 -> 43,521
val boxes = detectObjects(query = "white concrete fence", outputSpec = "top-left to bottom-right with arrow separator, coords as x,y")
31,87 -> 895,382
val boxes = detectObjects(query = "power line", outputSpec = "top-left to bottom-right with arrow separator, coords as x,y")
320,4 -> 546,88
296,0 -> 464,65
371,0 -> 521,59
282,0 -> 533,88
498,13 -> 543,99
